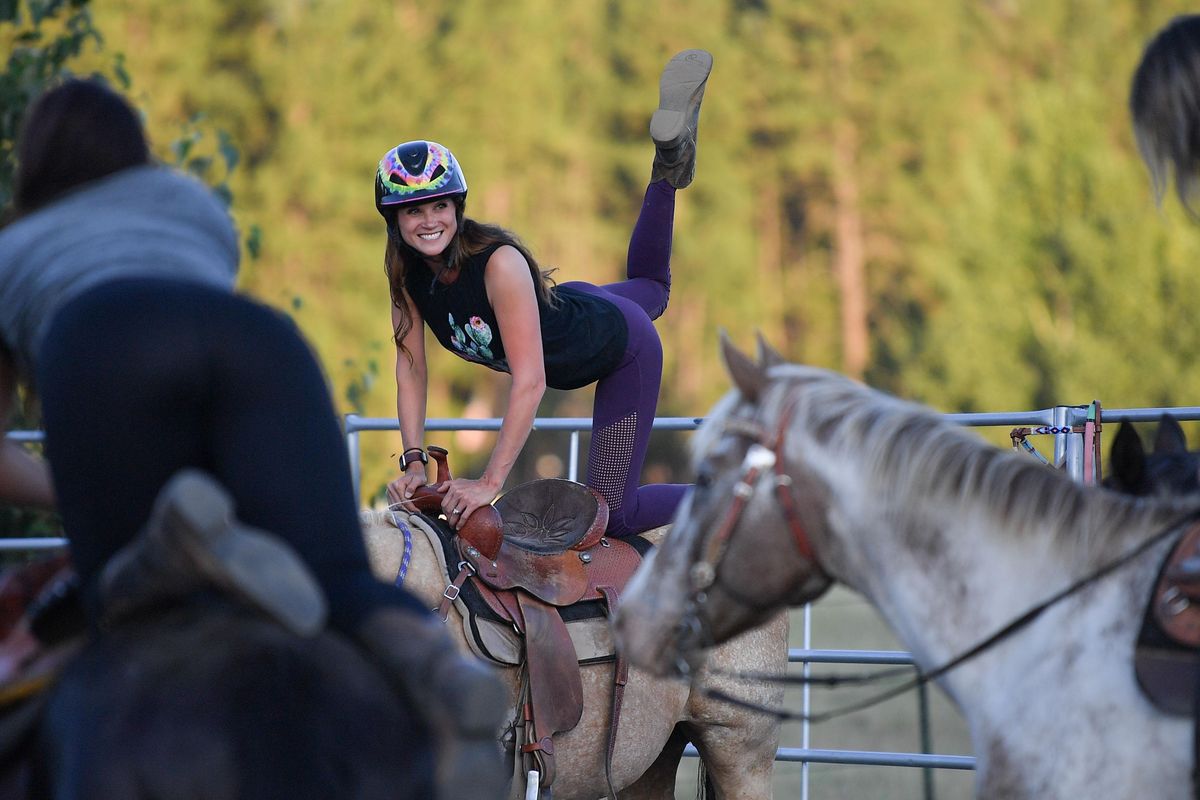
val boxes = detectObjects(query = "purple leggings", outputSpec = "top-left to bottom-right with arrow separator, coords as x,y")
561,181 -> 690,537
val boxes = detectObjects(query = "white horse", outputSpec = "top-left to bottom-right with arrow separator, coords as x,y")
613,335 -> 1199,799
360,509 -> 789,800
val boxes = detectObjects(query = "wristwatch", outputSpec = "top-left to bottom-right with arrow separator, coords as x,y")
399,448 -> 428,472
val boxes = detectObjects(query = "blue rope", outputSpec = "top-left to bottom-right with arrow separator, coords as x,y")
388,510 -> 414,588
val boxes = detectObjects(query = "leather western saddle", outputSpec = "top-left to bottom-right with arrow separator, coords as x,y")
402,448 -> 644,798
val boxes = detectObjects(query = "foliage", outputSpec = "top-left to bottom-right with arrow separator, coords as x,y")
26,0 -> 1200,500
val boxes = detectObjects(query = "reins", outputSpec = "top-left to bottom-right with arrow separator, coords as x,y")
700,506 -> 1197,725
684,384 -> 1192,725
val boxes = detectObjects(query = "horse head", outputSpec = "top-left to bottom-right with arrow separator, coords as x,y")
614,333 -> 833,677
1105,415 -> 1200,498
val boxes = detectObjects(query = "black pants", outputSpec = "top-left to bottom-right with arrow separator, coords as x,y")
36,277 -> 425,629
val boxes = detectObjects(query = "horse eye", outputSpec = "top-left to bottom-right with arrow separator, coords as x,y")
695,469 -> 712,489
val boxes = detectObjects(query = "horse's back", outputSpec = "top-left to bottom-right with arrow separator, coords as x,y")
34,600 -> 433,800
363,514 -> 786,799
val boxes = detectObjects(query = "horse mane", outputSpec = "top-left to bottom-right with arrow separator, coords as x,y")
703,364 -> 1199,558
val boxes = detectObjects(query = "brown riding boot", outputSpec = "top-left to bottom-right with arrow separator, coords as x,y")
356,607 -> 509,800
650,48 -> 714,189
98,469 -> 327,637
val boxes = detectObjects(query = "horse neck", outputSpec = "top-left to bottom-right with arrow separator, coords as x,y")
803,440 -> 1185,670
820,482 -> 1017,666
361,512 -> 449,608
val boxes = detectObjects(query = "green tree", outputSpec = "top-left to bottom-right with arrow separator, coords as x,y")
79,0 -> 1200,500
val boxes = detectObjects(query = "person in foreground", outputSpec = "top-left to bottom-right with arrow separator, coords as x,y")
381,49 -> 712,536
0,78 -> 505,798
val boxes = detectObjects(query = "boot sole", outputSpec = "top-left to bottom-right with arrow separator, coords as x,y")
650,49 -> 713,148
158,470 -> 328,637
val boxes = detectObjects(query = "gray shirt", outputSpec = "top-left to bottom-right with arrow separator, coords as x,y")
0,165 -> 240,380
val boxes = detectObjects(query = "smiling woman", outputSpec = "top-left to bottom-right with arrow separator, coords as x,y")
376,49 -> 714,540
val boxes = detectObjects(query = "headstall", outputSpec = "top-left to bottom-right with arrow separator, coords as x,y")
676,393 -> 828,668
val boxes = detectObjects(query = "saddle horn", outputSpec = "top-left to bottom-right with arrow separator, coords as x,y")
427,445 -> 452,484
402,446 -> 503,560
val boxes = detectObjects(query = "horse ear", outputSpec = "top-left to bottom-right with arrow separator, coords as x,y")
720,330 -> 768,402
1107,422 -> 1146,493
1154,414 -> 1188,455
755,331 -> 787,369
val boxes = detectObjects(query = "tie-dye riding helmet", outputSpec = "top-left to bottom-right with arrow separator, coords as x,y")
374,140 -> 468,226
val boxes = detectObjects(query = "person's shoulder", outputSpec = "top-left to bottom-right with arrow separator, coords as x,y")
40,165 -> 223,217
486,243 -> 527,266
482,244 -> 533,280
137,166 -> 228,207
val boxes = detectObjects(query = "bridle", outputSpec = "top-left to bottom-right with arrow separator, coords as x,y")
674,392 -> 828,671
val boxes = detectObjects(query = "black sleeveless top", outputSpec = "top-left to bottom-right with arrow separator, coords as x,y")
405,243 -> 628,390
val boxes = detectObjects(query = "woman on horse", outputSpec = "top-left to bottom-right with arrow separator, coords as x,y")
0,78 -> 504,799
382,49 -> 712,537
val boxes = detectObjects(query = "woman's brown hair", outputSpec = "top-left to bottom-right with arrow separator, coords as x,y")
13,78 -> 150,216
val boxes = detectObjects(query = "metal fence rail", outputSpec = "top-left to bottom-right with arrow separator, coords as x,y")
9,402 -> 1200,796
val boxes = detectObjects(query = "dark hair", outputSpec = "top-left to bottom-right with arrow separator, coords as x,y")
13,78 -> 150,215
1130,15 -> 1200,217
384,196 -> 557,357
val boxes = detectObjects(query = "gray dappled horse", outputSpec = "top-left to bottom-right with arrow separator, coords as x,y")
614,335 -> 1200,799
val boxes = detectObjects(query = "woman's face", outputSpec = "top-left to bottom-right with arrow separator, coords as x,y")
395,197 -> 458,261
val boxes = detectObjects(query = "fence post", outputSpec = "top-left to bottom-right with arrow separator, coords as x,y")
345,413 -> 362,500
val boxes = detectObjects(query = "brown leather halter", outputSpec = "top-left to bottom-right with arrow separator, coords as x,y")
676,394 -> 827,668
690,395 -> 823,589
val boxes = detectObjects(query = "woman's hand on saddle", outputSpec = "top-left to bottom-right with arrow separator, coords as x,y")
387,463 -> 429,506
437,477 -> 500,530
